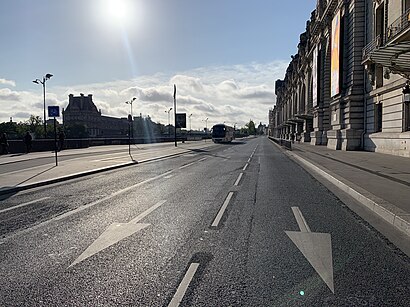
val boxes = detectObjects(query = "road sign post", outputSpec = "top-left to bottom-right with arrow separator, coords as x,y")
48,106 -> 60,166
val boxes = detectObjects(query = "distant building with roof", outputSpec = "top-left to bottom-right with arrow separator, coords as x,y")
62,94 -> 129,138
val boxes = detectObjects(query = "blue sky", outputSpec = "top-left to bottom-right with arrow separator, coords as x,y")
0,0 -> 316,129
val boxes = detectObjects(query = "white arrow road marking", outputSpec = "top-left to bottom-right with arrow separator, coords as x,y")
285,206 -> 334,293
69,200 -> 167,267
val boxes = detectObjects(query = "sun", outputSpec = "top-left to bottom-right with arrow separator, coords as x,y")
100,0 -> 134,26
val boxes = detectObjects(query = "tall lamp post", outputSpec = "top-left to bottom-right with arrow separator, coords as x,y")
125,97 -> 136,141
202,117 -> 209,141
188,113 -> 193,131
33,73 -> 53,138
165,107 -> 172,136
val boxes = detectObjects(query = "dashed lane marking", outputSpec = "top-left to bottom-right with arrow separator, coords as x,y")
211,192 -> 234,227
168,263 -> 200,307
234,173 -> 243,186
179,162 -> 196,170
242,163 -> 248,171
0,197 -> 50,214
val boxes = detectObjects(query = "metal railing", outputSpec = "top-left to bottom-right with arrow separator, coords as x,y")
386,8 -> 410,43
362,34 -> 382,60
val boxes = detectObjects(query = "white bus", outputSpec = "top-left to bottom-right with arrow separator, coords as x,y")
211,124 -> 235,143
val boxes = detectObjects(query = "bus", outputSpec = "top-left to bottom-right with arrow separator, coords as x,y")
211,124 -> 235,143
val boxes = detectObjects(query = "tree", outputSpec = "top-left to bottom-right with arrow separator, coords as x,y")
245,120 -> 256,135
25,115 -> 44,138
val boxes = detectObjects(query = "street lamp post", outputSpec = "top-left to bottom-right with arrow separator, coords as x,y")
125,97 -> 136,141
188,113 -> 193,131
165,107 -> 172,136
33,73 -> 53,138
202,117 -> 209,142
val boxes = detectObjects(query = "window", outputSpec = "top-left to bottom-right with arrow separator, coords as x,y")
375,103 -> 383,132
405,102 -> 410,131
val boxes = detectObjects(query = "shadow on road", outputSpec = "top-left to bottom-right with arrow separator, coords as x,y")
16,165 -> 57,186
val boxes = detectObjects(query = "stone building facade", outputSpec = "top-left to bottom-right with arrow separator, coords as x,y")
62,94 -> 129,138
269,0 -> 410,157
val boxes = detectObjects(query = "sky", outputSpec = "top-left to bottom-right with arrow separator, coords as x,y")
0,0 -> 317,130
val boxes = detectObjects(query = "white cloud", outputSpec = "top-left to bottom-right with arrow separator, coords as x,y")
0,88 -> 20,101
0,60 -> 287,128
0,78 -> 16,87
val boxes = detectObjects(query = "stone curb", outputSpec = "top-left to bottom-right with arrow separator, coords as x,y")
0,151 -> 187,196
268,138 -> 410,237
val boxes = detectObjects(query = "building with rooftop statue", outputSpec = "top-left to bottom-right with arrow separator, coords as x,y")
269,0 -> 410,157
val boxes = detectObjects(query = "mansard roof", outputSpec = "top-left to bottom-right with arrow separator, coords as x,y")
65,94 -> 99,113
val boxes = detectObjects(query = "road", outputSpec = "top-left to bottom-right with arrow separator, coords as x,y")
1,137 -> 409,306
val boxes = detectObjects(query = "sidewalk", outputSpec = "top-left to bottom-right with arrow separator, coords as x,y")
0,141 -> 217,195
271,139 -> 410,237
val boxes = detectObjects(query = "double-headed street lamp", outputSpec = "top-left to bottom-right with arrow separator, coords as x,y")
125,97 -> 136,140
165,107 -> 172,136
33,73 -> 53,138
125,97 -> 136,118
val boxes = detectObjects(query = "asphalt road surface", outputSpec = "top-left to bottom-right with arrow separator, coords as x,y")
1,137 -> 409,306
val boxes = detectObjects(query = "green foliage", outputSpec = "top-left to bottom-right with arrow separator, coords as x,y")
26,115 -> 45,138
0,115 -> 45,139
244,120 -> 256,135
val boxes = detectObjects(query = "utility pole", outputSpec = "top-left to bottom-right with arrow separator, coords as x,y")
174,84 -> 177,147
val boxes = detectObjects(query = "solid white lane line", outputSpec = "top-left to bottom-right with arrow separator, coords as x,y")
179,162 -> 195,170
198,157 -> 207,162
242,163 -> 248,171
0,197 -> 50,214
234,173 -> 243,186
291,206 -> 311,233
168,263 -> 200,307
54,170 -> 173,221
212,192 -> 234,227
129,200 -> 167,224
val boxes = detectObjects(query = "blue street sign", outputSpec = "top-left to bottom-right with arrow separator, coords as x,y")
48,106 -> 60,117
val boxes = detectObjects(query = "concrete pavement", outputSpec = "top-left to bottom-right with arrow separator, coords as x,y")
0,140 -> 218,195
269,138 -> 410,238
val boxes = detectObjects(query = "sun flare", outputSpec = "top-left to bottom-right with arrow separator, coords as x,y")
99,0 -> 142,28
